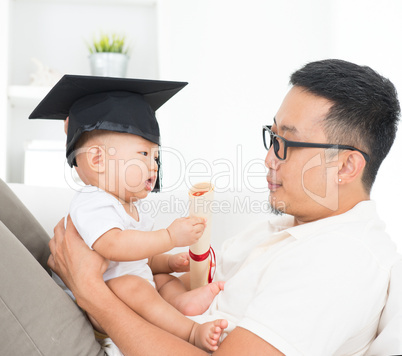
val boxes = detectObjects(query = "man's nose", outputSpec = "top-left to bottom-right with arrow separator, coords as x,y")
265,146 -> 280,170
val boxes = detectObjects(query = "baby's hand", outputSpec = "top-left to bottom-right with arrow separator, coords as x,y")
168,252 -> 190,273
167,217 -> 206,247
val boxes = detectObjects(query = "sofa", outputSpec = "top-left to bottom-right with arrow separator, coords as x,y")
2,182 -> 402,355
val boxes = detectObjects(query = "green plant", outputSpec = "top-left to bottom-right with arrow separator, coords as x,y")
87,33 -> 129,54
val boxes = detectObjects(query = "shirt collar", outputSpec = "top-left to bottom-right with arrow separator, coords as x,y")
270,200 -> 378,240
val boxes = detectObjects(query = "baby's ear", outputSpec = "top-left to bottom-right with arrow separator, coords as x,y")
87,145 -> 106,173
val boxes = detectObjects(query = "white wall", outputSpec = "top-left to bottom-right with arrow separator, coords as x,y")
0,0 -> 9,180
327,0 -> 402,252
4,0 -> 401,249
156,0 -> 402,250
6,0 -> 158,183
8,0 -> 158,84
157,0 -> 332,191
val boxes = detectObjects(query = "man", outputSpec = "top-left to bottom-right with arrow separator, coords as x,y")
40,59 -> 402,354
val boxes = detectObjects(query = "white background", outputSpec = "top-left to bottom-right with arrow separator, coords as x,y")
2,0 -> 401,249
156,0 -> 402,250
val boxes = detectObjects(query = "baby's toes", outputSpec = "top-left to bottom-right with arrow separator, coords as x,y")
209,329 -> 220,340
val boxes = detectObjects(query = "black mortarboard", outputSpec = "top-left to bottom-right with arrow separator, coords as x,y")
29,74 -> 188,191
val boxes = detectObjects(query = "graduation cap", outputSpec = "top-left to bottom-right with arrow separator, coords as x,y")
29,74 -> 188,191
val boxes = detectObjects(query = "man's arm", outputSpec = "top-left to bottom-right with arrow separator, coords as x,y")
75,268 -> 206,356
48,217 -> 284,355
48,217 -> 207,356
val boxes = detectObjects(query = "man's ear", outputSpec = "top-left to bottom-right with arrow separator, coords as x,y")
86,145 -> 106,173
337,151 -> 366,184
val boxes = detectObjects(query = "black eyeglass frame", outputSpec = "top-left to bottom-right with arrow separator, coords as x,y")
262,125 -> 370,163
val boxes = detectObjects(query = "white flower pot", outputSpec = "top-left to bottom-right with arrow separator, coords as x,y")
89,53 -> 129,77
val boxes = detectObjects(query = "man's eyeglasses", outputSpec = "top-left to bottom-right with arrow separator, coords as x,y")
262,125 -> 370,162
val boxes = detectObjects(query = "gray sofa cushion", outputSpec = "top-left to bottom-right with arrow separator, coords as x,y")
0,179 -> 51,273
0,179 -> 104,355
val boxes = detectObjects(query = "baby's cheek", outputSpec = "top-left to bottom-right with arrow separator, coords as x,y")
124,164 -> 145,188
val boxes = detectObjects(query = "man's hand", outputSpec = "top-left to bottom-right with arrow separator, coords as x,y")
47,215 -> 109,300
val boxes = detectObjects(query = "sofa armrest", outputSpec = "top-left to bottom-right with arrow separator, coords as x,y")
8,183 -> 75,238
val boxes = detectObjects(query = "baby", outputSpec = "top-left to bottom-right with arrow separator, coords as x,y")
31,75 -> 227,352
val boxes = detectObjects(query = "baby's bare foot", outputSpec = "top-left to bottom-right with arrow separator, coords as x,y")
190,319 -> 228,352
175,281 -> 225,316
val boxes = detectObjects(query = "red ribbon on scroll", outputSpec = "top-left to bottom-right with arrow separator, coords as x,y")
189,246 -> 216,283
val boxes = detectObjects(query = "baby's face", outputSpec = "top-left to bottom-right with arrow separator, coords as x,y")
104,133 -> 159,202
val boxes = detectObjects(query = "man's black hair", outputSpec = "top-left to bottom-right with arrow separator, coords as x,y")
290,59 -> 400,192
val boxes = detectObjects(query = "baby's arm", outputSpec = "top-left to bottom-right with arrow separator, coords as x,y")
92,217 -> 206,262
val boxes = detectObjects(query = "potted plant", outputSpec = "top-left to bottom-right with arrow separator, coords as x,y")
87,32 -> 130,77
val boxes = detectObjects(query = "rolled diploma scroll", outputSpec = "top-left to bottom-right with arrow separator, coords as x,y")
188,182 -> 214,290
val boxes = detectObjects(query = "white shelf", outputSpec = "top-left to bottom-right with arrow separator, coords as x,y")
8,85 -> 51,107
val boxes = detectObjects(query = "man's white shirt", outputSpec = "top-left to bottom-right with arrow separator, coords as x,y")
196,200 -> 399,356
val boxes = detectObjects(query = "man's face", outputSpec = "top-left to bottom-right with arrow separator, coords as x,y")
265,86 -> 339,224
